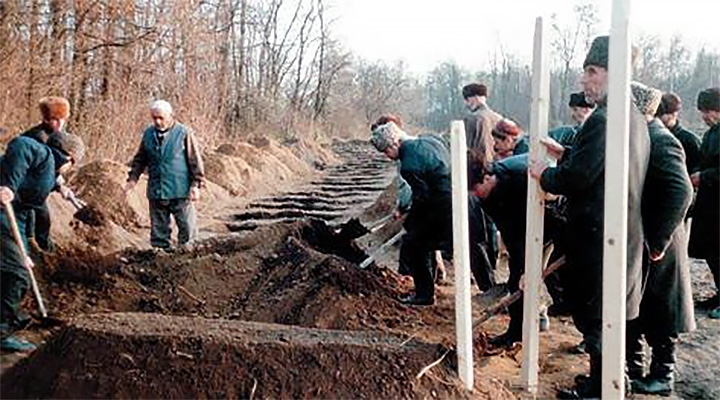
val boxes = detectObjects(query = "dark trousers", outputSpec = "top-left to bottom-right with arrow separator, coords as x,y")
149,198 -> 197,248
469,197 -> 496,291
708,258 -> 719,295
400,230 -> 444,300
25,202 -> 53,252
0,212 -> 31,339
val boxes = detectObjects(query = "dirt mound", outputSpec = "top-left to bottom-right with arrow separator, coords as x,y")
70,160 -> 145,229
33,220 -> 426,333
1,313 -> 471,399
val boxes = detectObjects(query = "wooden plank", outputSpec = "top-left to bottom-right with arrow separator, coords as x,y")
603,0 -> 633,398
450,120 -> 474,391
521,16 -> 550,394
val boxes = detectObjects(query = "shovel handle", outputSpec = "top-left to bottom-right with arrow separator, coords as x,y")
2,199 -> 48,318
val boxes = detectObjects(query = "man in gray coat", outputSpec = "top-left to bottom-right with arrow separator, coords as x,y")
462,83 -> 503,167
626,82 -> 694,396
530,36 -> 651,399
124,100 -> 205,249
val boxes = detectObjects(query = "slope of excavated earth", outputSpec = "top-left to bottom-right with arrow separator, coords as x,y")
0,313 -> 469,400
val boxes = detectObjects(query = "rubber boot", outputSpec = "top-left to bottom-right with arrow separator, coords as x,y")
626,319 -> 646,380
633,337 -> 675,397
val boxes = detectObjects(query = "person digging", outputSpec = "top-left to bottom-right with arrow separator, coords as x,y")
1,130 -> 85,352
370,121 -> 452,305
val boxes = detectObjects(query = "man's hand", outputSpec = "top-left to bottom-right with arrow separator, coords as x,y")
189,187 -> 200,202
649,250 -> 665,263
0,186 -> 14,205
123,180 -> 136,196
690,172 -> 701,188
24,256 -> 35,270
392,209 -> 404,221
529,159 -> 548,181
540,137 -> 565,160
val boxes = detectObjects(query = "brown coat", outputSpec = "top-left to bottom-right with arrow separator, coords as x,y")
464,103 -> 502,167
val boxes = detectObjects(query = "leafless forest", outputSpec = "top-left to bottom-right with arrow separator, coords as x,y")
1,0 -> 718,162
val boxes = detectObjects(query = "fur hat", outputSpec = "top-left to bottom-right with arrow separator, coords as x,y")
584,36 -> 609,69
656,92 -> 682,116
47,132 -> 85,163
492,119 -> 522,138
462,83 -> 488,99
697,88 -> 720,112
630,82 -> 663,116
370,123 -> 398,152
39,96 -> 70,120
568,92 -> 593,108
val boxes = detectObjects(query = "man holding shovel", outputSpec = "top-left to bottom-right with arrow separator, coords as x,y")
0,128 -> 84,352
123,100 -> 205,250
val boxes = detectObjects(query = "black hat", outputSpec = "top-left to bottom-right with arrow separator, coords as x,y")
697,88 -> 720,112
584,36 -> 609,69
568,92 -> 593,108
462,83 -> 488,99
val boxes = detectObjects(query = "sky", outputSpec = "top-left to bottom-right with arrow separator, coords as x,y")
327,0 -> 720,76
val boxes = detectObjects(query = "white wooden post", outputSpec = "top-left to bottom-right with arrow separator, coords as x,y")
521,16 -> 550,394
451,120 -> 474,391
603,0 -> 632,398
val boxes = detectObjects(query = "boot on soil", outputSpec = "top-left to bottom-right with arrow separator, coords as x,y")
488,330 -> 521,350
557,353 -> 601,399
0,336 -> 36,353
632,375 -> 674,397
398,294 -> 434,306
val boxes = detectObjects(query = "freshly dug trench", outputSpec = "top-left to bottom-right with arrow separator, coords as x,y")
0,313 -> 470,400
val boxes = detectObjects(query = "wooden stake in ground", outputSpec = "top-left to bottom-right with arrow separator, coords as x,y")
450,120 -> 473,391
604,0 -> 632,397
521,16 -> 550,395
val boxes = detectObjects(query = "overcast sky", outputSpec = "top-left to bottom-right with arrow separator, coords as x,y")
328,0 -> 720,76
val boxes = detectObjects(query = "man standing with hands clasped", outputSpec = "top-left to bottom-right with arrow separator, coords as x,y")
124,100 -> 205,250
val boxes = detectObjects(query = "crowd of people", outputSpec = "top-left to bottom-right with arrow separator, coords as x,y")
369,35 -> 719,398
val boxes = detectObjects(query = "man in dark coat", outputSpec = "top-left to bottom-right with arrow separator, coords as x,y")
491,118 -> 529,159
0,131 -> 84,352
549,92 -> 595,146
370,121 -> 452,305
689,88 -> 720,318
626,82 -> 695,396
656,92 -> 702,175
530,36 -> 651,399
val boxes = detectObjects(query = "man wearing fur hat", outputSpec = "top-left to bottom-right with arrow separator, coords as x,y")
529,35 -> 651,399
626,82 -> 694,396
689,88 -> 720,319
549,92 -> 595,146
124,100 -> 205,250
462,83 -> 503,166
370,121 -> 452,305
0,128 -> 84,352
656,92 -> 701,176
19,97 -> 78,252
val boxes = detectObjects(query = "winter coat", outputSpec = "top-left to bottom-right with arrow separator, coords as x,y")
128,123 -> 205,200
688,122 -> 720,260
464,104 -> 502,166
668,122 -> 701,176
0,136 -> 56,211
639,119 -> 695,334
540,102 -> 650,320
399,136 -> 452,243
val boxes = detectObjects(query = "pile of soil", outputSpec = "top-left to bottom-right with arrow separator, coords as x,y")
0,313 -> 470,399
33,220 -> 424,334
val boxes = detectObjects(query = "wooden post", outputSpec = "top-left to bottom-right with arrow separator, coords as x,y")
521,16 -> 550,394
603,0 -> 632,398
451,120 -> 473,391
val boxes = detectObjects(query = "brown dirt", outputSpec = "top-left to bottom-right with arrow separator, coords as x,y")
0,313 -> 470,400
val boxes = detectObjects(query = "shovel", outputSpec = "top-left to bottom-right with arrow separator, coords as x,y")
65,191 -> 104,227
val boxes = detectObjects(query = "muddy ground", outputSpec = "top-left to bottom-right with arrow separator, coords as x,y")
1,139 -> 718,399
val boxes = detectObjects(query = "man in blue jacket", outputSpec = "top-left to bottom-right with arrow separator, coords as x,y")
0,130 -> 84,352
124,100 -> 205,250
